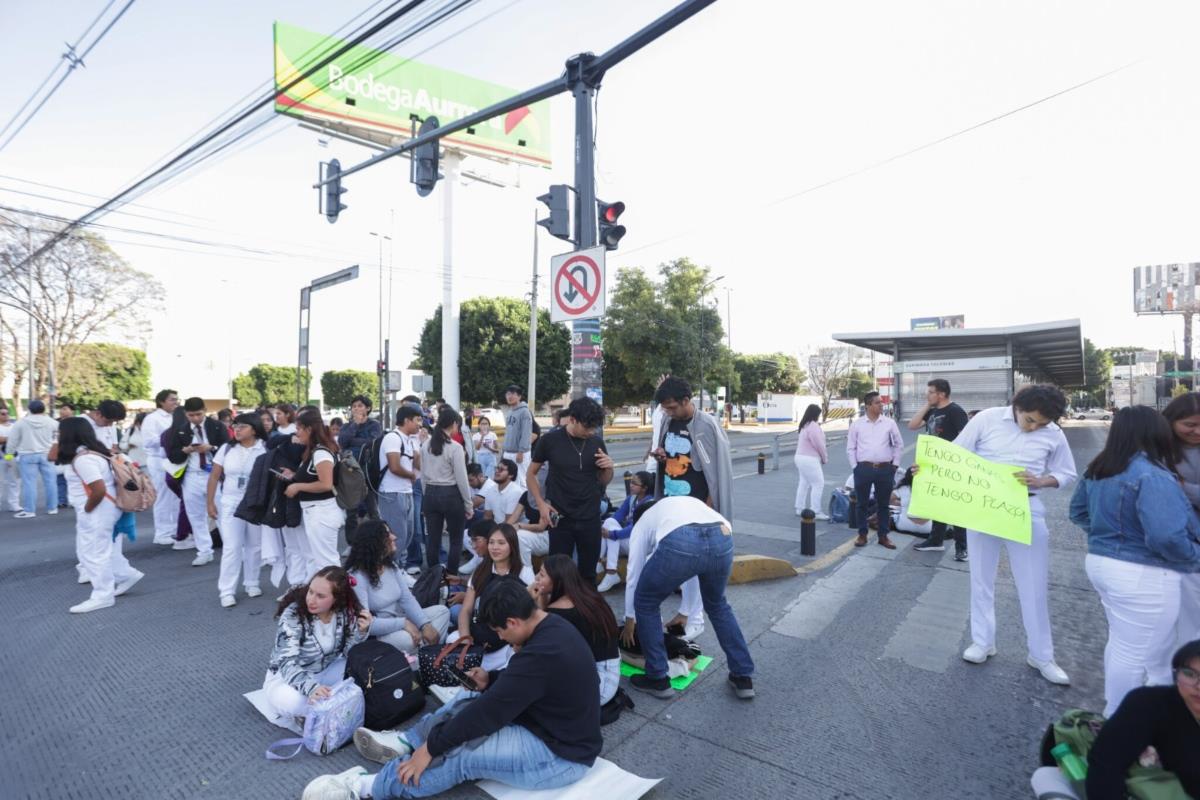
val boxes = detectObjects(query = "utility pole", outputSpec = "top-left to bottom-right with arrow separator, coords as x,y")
26,227 -> 34,404
528,210 -> 539,413
567,55 -> 601,402
442,151 -> 462,410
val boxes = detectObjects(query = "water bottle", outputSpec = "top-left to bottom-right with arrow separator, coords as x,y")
1050,742 -> 1087,782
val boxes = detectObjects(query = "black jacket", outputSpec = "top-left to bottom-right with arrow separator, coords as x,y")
236,442 -> 301,529
165,416 -> 229,464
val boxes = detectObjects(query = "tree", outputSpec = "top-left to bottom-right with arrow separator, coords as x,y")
840,370 -> 874,402
1077,338 -> 1113,406
414,298 -> 570,407
0,211 -> 164,408
732,352 -> 806,405
602,257 -> 728,408
232,363 -> 310,407
806,346 -> 855,420
320,369 -> 378,408
55,343 -> 151,408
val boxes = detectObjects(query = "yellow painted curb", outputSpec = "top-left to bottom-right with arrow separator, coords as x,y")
729,554 -> 799,584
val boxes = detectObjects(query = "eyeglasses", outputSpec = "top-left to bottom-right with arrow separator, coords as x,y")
1176,667 -> 1200,688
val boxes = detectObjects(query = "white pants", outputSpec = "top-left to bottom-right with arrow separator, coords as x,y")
279,526 -> 309,586
217,508 -> 262,598
0,456 -> 19,511
1177,572 -> 1200,651
1085,553 -> 1181,716
182,470 -> 213,556
793,453 -> 825,514
301,499 -> 344,579
601,537 -> 629,572
967,504 -> 1055,663
263,658 -> 346,720
518,529 -> 550,566
146,455 -> 179,541
377,605 -> 452,654
679,576 -> 703,627
598,657 -> 620,705
504,451 -> 528,489
1030,766 -> 1080,800
74,499 -> 131,604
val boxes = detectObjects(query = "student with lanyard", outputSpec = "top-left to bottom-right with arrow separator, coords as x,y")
206,413 -> 268,608
525,397 -> 614,578
280,409 -> 344,578
168,397 -> 230,566
58,417 -> 144,614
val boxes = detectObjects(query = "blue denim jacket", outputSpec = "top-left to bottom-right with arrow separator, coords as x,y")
1069,452 -> 1200,573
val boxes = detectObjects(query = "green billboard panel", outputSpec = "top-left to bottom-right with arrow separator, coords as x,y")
273,21 -> 551,167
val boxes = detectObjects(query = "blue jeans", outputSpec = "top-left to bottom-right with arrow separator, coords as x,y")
405,482 -> 425,569
18,452 -> 58,513
378,491 -> 414,558
853,463 -> 895,538
372,692 -> 589,798
633,523 -> 755,680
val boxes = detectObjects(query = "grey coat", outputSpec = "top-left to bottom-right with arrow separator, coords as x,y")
657,410 -> 734,520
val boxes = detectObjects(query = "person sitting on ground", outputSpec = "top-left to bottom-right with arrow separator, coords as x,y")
344,520 -> 449,655
597,470 -> 656,593
262,566 -> 371,725
890,467 -> 933,536
507,487 -> 550,567
305,580 -> 600,800
446,521 -> 493,620
467,462 -> 497,522
453,524 -> 534,650
530,554 -> 621,704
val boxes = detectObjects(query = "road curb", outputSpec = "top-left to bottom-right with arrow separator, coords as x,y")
729,554 -> 799,584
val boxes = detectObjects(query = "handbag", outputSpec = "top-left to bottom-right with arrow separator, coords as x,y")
264,678 -> 364,758
418,640 -> 483,688
411,564 -> 445,608
345,640 -> 425,730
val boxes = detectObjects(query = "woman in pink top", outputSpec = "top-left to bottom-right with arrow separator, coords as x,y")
794,404 -> 829,519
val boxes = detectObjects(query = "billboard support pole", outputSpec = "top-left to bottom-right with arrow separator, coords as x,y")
441,150 -> 462,410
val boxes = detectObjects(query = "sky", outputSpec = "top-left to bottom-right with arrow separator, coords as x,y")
2,0 -> 1199,400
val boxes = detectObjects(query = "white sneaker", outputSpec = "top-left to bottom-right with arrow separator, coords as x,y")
596,572 -> 622,593
962,643 -> 997,664
1027,657 -> 1070,685
405,565 -> 422,576
220,595 -> 236,608
77,569 -> 90,584
14,511 -> 34,519
69,597 -> 115,614
302,766 -> 369,800
684,622 -> 706,641
814,512 -> 831,521
353,727 -> 412,764
172,537 -> 196,551
47,508 -> 58,515
191,552 -> 213,567
115,570 -> 144,597
245,586 -> 262,598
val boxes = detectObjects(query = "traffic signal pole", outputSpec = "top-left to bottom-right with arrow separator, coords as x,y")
568,55 -> 603,401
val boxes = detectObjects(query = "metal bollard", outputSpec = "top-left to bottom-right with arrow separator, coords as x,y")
847,495 -> 858,529
623,470 -> 632,496
800,508 -> 816,556
757,453 -> 766,474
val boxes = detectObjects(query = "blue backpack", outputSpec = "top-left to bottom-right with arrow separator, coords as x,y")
828,490 -> 850,524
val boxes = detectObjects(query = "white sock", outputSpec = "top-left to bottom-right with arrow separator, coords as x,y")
358,774 -> 375,797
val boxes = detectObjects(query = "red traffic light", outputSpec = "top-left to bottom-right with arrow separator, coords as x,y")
602,201 -> 625,224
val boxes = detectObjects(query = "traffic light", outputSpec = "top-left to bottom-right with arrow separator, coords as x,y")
376,359 -> 387,375
411,116 -> 440,197
597,199 -> 626,250
537,184 -> 572,242
322,159 -> 347,223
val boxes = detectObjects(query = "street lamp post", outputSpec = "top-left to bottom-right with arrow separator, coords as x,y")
297,266 -> 360,405
369,232 -> 391,415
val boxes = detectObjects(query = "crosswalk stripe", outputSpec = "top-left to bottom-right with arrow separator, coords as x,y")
882,567 -> 971,673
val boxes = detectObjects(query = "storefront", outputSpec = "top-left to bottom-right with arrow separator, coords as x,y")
832,319 -> 1084,421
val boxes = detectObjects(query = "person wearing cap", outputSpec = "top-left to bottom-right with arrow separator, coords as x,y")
166,397 -> 229,566
502,384 -> 533,490
8,399 -> 59,518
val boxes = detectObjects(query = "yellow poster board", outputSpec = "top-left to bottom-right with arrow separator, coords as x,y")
906,435 -> 1033,544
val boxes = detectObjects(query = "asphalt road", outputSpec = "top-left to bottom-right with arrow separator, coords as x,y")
1,421 -> 1113,799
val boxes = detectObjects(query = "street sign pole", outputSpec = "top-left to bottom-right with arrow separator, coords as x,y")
569,55 -> 601,403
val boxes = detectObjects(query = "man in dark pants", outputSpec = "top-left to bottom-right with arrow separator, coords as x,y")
846,391 -> 902,549
908,378 -> 970,561
525,397 -> 613,578
337,394 -> 382,544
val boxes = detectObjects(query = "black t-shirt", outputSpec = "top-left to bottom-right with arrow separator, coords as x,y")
661,417 -> 708,502
517,491 -> 541,525
548,605 -> 619,662
1086,686 -> 1200,800
920,402 -> 969,442
530,427 -> 607,522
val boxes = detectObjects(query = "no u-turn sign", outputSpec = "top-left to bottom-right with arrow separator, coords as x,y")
550,246 -> 606,323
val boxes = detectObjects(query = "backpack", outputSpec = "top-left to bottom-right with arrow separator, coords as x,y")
264,678 -> 363,759
828,490 -> 850,524
345,640 -> 425,730
600,688 -> 634,726
410,564 -> 445,608
333,450 -> 368,511
361,431 -> 404,494
72,452 -> 156,513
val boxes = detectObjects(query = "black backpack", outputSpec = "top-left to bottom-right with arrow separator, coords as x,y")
345,640 -> 425,730
361,431 -> 404,494
410,564 -> 445,608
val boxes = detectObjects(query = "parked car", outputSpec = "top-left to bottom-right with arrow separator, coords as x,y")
1073,408 -> 1112,421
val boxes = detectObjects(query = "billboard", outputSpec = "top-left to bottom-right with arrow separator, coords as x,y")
1133,264 -> 1200,314
273,22 -> 551,167
910,315 -> 965,331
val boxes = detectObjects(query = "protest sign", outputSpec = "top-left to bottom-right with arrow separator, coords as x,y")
906,435 -> 1032,544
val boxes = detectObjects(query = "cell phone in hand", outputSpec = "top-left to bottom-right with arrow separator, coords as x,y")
548,510 -> 562,526
269,468 -> 291,482
445,662 -> 479,691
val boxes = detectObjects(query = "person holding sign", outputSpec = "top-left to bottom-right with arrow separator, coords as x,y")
952,385 -> 1077,685
847,391 -> 903,549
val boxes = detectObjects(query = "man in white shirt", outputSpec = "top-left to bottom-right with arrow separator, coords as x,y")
486,459 -> 523,523
140,389 -> 180,545
0,405 -> 18,512
951,385 -> 1078,685
177,397 -> 226,566
378,406 -> 423,557
84,400 -> 126,454
622,495 -> 755,701
468,463 -> 499,521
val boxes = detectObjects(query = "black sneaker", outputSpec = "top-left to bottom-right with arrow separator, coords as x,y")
954,548 -> 968,562
630,674 -> 673,699
728,675 -> 755,699
913,541 -> 945,552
